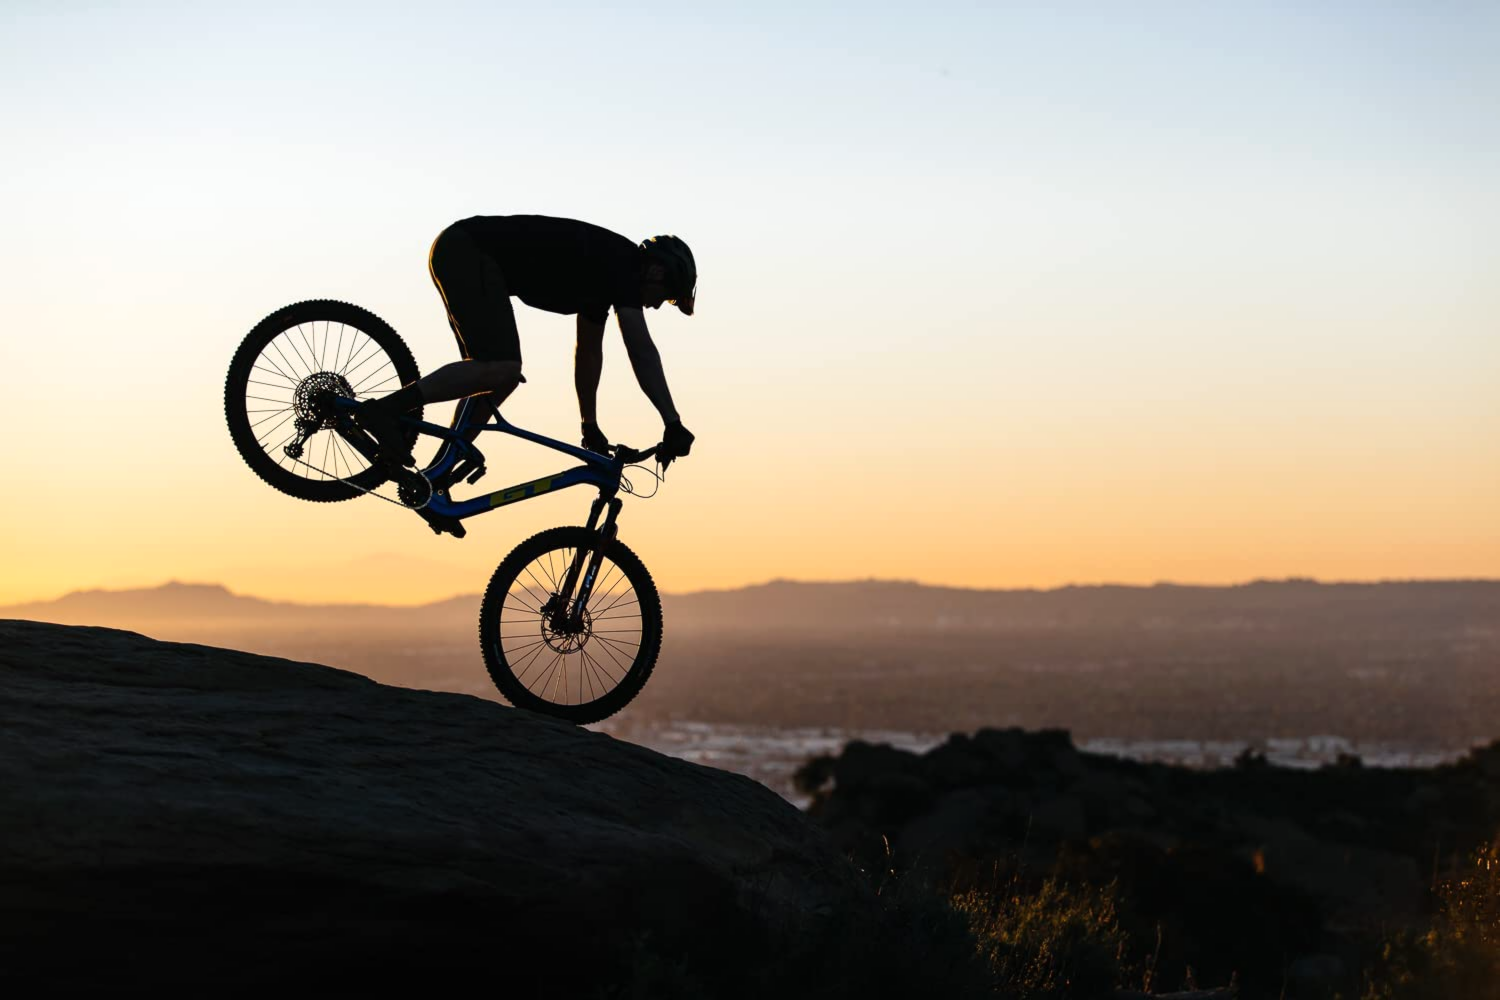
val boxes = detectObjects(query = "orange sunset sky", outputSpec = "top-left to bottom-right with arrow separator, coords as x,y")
3,2 -> 1497,606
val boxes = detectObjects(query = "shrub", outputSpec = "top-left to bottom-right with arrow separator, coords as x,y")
1364,842 -> 1500,999
950,870 -> 1132,998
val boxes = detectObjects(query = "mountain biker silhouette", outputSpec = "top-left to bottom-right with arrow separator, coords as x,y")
354,215 -> 697,473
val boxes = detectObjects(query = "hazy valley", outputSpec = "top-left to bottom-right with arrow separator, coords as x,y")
8,579 -> 1497,799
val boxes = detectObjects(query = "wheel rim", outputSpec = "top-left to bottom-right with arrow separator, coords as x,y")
240,319 -> 406,484
497,545 -> 646,707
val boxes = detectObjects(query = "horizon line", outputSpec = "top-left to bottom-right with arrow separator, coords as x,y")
6,573 -> 1500,611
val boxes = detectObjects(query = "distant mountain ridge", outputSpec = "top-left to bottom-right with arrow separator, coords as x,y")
4,577 -> 1497,635
0,582 -> 475,634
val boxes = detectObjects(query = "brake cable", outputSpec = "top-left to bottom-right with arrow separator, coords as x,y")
620,459 -> 665,499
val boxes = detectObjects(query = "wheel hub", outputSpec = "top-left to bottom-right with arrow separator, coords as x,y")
541,602 -> 593,652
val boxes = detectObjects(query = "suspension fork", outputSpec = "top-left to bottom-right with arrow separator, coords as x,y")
552,494 -> 623,630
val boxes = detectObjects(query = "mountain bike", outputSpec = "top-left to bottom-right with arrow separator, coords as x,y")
224,299 -> 667,724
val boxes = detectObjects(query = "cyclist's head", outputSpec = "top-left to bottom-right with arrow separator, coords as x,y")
640,235 -> 696,316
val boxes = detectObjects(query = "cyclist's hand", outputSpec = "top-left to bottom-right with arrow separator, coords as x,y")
581,421 -> 611,455
657,420 -> 694,469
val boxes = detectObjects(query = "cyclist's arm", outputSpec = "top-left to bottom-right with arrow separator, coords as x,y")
616,306 -> 680,424
575,314 -> 606,423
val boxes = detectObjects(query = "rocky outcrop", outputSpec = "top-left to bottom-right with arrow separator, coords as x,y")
0,621 -> 901,996
799,727 -> 1500,997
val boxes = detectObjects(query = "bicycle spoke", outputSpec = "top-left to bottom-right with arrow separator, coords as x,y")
297,323 -> 319,374
252,364 -> 297,384
329,435 -> 349,481
358,373 -> 401,396
502,636 -> 551,658
587,573 -> 629,614
284,327 -> 314,377
256,352 -> 297,383
339,335 -> 378,379
521,566 -> 554,603
504,590 -> 546,617
268,336 -> 300,379
582,645 -> 623,683
578,653 -> 598,701
537,652 -> 566,698
590,634 -> 632,673
584,648 -> 618,694
515,652 -> 553,689
267,336 -> 303,381
580,650 -> 607,694
249,407 -> 294,431
352,359 -> 395,393
552,653 -> 571,703
254,411 -> 296,447
336,435 -> 367,479
512,642 -> 553,683
343,341 -> 387,382
542,549 -> 556,590
592,591 -> 639,617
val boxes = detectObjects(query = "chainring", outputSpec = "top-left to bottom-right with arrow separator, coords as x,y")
396,470 -> 433,510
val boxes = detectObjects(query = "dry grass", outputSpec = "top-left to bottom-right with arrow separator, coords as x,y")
1364,842 -> 1500,999
949,869 -> 1134,998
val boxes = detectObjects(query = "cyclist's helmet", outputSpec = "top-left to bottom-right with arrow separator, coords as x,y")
640,235 -> 696,315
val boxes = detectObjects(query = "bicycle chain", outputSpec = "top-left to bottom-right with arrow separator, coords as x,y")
288,456 -> 430,510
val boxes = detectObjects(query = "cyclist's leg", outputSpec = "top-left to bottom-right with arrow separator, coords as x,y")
424,223 -> 524,443
355,225 -> 521,465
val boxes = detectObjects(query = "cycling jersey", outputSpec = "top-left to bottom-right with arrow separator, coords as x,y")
429,215 -> 643,363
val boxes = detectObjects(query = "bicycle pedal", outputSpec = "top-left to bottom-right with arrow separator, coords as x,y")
465,464 -> 488,485
418,507 -> 467,539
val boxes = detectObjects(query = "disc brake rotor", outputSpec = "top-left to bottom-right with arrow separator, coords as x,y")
541,604 -> 593,653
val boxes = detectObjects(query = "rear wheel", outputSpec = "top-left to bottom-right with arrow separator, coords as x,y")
479,527 -> 663,724
225,299 -> 421,502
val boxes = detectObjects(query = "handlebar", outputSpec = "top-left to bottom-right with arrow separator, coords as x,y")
613,443 -> 659,465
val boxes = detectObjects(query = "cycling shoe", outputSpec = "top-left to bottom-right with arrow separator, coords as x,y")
353,398 -> 415,469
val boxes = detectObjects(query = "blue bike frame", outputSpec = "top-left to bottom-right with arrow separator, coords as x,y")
334,396 -> 630,524
328,395 -> 653,630
330,398 -> 627,524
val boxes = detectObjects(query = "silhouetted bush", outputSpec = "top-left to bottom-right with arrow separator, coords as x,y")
1364,842 -> 1500,999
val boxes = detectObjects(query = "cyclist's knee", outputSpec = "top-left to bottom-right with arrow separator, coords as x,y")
477,359 -> 523,387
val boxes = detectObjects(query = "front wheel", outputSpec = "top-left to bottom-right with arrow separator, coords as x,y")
478,527 -> 663,724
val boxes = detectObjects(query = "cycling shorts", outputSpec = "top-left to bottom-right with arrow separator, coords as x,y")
428,223 -> 521,364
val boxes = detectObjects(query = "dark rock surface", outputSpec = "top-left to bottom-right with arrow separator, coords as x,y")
0,620 -> 883,995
